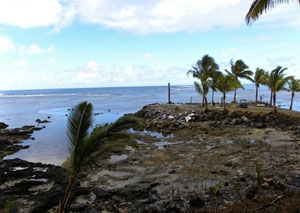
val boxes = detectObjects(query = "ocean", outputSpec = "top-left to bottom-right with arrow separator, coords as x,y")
1,84 -> 299,165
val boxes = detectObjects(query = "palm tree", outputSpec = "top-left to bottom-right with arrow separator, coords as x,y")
264,66 -> 289,113
187,55 -> 219,109
246,0 -> 300,24
194,81 -> 209,110
58,101 -> 139,213
253,68 -> 265,103
288,77 -> 300,110
264,71 -> 274,106
215,73 -> 241,111
225,59 -> 253,103
209,70 -> 222,105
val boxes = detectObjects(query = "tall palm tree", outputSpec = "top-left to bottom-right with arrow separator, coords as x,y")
225,59 -> 253,103
209,70 -> 222,105
215,73 -> 241,111
246,0 -> 300,24
187,55 -> 219,109
253,68 -> 265,102
58,101 -> 139,213
264,71 -> 274,106
264,66 -> 289,113
194,81 -> 209,110
288,77 -> 300,110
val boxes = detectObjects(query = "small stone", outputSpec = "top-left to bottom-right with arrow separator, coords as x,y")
241,116 -> 251,123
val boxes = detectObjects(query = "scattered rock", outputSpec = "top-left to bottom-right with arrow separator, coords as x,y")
241,116 -> 251,123
0,122 -> 8,129
36,119 -> 50,123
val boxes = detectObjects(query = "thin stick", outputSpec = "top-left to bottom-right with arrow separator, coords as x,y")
254,195 -> 284,211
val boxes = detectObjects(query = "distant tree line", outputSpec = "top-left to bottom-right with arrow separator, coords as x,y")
187,54 -> 300,113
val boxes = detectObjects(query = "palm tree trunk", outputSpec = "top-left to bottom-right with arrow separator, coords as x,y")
202,95 -> 205,107
211,90 -> 214,106
273,92 -> 277,113
270,91 -> 273,106
58,173 -> 76,213
233,88 -> 237,103
223,93 -> 226,111
255,85 -> 258,103
290,92 -> 294,110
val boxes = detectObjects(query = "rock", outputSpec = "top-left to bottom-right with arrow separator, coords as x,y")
241,116 -> 251,123
185,113 -> 195,122
224,162 -> 233,167
36,119 -> 50,123
168,115 -> 175,120
0,122 -> 8,129
231,119 -> 238,125
256,123 -> 265,128
0,159 -> 68,212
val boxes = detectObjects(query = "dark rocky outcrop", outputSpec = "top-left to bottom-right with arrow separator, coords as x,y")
0,124 -> 43,159
136,104 -> 300,134
0,159 -> 68,212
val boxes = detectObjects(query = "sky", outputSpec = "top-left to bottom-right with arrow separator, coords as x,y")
0,0 -> 299,90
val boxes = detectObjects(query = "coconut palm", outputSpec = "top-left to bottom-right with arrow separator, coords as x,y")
194,81 -> 209,110
58,101 -> 139,213
225,59 -> 253,103
215,73 -> 241,111
209,70 -> 222,105
253,68 -> 266,102
264,71 -> 274,106
288,77 -> 300,110
264,66 -> 289,113
246,0 -> 300,24
187,55 -> 219,109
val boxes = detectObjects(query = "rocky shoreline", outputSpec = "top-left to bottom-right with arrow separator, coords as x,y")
0,123 -> 44,159
1,104 -> 300,212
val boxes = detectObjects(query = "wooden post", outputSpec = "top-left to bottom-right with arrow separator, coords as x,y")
168,83 -> 171,104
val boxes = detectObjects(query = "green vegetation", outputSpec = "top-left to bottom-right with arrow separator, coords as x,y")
225,59 -> 253,103
187,55 -> 298,113
187,54 -> 219,110
264,66 -> 290,113
253,68 -> 265,103
58,101 -> 140,213
214,73 -> 241,111
288,77 -> 300,110
246,0 -> 300,24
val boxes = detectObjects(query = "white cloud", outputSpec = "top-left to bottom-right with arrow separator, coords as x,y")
19,44 -> 55,55
15,59 -> 27,67
0,35 -> 15,52
77,61 -> 101,80
141,53 -> 153,59
0,0 -> 61,28
73,0 -> 300,34
0,0 -> 299,34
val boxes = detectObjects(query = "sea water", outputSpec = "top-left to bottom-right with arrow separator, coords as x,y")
0,85 -> 299,165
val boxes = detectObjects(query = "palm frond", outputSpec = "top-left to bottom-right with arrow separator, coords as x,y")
194,81 -> 203,95
245,0 -> 298,24
67,101 -> 93,169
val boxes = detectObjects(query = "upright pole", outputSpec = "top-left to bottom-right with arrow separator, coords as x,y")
168,83 -> 171,104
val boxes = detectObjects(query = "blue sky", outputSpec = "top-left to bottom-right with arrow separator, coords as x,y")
0,0 -> 299,90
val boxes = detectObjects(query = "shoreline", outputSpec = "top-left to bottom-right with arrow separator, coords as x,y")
1,103 -> 300,211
